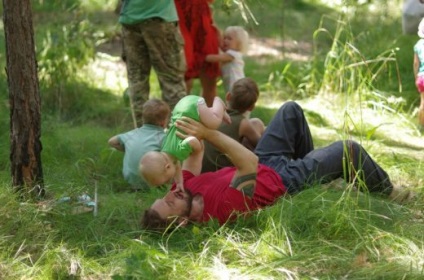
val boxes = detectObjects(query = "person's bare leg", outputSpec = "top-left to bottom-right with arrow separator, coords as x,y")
199,69 -> 217,107
389,184 -> 415,203
419,92 -> 424,126
185,78 -> 193,94
198,97 -> 229,129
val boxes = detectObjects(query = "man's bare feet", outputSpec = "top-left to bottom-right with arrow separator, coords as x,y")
389,184 -> 415,203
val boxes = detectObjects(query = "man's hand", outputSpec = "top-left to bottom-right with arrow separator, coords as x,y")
173,162 -> 185,192
223,110 -> 232,125
176,117 -> 209,140
176,117 -> 206,176
174,182 -> 185,193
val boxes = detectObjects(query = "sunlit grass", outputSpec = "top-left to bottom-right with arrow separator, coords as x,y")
0,0 -> 423,279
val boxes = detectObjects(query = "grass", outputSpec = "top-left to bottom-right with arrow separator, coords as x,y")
0,0 -> 423,279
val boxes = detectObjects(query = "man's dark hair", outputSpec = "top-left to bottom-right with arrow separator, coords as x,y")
228,77 -> 259,113
141,208 -> 170,232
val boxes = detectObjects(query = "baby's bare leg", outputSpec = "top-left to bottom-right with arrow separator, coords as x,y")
199,70 -> 217,107
419,92 -> 424,126
198,97 -> 227,129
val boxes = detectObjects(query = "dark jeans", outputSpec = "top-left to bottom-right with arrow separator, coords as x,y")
255,101 -> 393,195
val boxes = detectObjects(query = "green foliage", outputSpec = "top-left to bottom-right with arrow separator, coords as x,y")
40,81 -> 130,124
32,0 -> 118,12
80,0 -> 118,12
37,20 -> 97,118
32,0 -> 80,12
308,14 -> 400,98
38,21 -> 95,84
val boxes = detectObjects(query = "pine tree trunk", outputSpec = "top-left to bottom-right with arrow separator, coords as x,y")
3,0 -> 44,197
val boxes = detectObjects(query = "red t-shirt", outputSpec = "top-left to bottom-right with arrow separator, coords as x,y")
180,164 -> 287,224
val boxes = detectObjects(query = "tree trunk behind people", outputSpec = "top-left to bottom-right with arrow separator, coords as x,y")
3,0 -> 44,197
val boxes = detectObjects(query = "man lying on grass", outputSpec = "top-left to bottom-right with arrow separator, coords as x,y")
141,101 -> 411,232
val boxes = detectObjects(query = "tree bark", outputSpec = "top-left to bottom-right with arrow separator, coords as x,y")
3,0 -> 44,197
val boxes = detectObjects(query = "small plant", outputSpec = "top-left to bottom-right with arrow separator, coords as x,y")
38,19 -> 97,117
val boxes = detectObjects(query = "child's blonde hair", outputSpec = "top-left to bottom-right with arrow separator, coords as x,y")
225,26 -> 249,54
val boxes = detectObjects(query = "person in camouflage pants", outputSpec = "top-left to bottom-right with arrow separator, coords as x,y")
119,0 -> 187,127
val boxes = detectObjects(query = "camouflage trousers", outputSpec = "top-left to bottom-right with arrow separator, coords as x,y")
122,18 -> 187,126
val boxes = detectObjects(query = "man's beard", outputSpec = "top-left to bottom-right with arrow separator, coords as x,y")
182,188 -> 194,217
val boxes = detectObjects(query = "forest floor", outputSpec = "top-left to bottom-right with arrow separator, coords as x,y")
93,36 -> 424,184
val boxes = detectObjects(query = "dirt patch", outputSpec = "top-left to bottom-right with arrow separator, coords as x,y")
248,37 -> 312,61
96,35 -> 124,58
96,35 -> 312,62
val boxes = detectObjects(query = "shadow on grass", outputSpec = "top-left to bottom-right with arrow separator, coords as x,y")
113,187 -> 421,279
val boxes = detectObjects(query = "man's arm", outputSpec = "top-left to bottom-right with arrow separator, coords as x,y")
180,136 -> 204,177
176,117 -> 258,196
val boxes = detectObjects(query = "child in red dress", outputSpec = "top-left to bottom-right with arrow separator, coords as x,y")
175,0 -> 221,107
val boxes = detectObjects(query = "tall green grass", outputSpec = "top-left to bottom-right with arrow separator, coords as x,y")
0,0 -> 423,279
